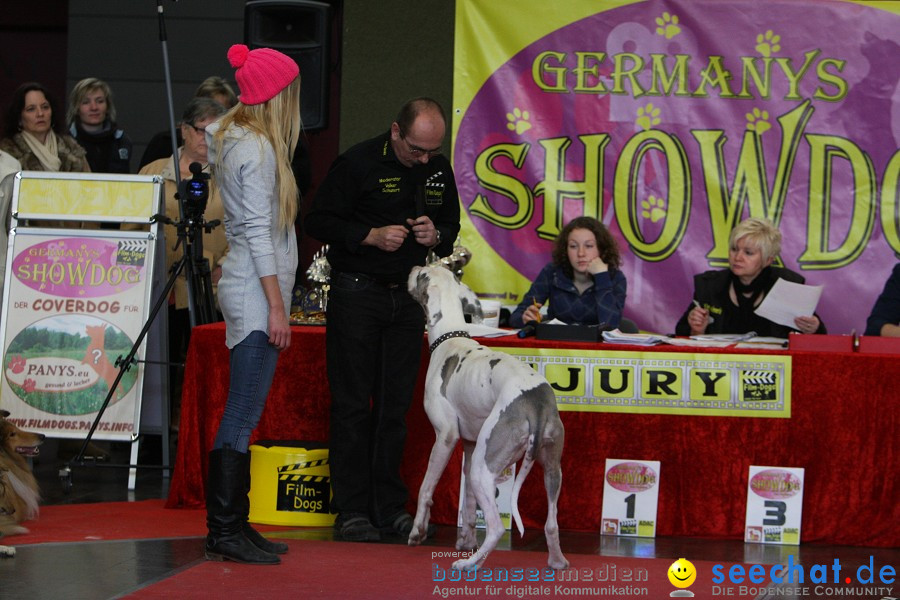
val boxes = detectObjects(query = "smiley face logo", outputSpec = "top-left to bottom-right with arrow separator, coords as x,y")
668,558 -> 697,588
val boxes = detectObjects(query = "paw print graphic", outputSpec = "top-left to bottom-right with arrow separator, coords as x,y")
23,378 -> 36,393
641,195 -> 667,223
746,108 -> 771,134
506,108 -> 532,135
655,12 -> 681,39
636,103 -> 661,131
755,30 -> 781,57
8,355 -> 26,374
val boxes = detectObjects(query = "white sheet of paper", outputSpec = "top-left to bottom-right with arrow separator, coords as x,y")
754,279 -> 823,329
466,323 -> 519,338
663,337 -> 735,348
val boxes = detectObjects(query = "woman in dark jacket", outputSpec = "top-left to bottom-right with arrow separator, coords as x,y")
675,217 -> 826,337
510,216 -> 627,328
66,78 -> 132,174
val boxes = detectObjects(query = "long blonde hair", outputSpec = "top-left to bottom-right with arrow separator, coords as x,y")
212,76 -> 301,230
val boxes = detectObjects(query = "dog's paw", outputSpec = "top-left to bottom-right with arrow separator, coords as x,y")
452,557 -> 479,572
407,529 -> 424,546
0,545 -> 15,558
455,527 -> 477,551
549,556 -> 569,570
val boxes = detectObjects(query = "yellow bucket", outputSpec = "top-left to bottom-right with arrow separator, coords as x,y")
248,442 -> 335,526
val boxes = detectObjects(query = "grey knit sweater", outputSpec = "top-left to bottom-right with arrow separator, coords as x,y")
206,120 -> 297,349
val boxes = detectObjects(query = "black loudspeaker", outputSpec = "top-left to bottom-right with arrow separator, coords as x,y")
245,0 -> 331,130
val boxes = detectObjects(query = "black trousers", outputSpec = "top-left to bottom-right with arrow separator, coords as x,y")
325,271 -> 425,524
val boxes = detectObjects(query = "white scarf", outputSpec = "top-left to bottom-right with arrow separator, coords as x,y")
20,130 -> 62,171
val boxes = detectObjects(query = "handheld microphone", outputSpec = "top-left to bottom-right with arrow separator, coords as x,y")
517,320 -> 540,338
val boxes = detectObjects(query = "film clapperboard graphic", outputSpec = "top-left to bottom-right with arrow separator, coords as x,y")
741,370 -> 778,401
276,456 -> 332,515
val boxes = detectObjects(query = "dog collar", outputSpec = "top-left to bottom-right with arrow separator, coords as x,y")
429,330 -> 471,353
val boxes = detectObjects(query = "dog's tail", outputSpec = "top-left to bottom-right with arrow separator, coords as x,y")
510,444 -> 534,538
511,414 -> 546,537
510,386 -> 555,537
0,515 -> 29,537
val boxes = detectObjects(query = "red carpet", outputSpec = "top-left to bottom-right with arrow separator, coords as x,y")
126,540 -> 758,600
11,500 -> 278,545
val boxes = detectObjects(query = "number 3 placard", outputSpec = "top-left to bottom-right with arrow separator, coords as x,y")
600,459 -> 660,537
744,465 -> 805,544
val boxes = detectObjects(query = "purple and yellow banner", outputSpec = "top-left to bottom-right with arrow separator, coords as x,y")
1,232 -> 155,440
453,0 -> 900,335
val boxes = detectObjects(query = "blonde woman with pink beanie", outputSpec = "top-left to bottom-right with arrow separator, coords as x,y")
204,44 -> 301,565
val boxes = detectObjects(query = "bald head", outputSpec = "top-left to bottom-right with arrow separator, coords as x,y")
391,97 -> 447,167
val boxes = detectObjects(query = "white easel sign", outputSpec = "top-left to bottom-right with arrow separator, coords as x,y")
600,459 -> 660,537
744,466 -> 804,545
458,456 -> 515,530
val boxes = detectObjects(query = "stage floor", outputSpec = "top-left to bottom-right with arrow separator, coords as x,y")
6,437 -> 898,600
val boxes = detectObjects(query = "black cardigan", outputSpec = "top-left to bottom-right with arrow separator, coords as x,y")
675,266 -> 827,337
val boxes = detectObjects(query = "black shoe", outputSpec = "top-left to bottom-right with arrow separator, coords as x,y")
243,523 -> 288,555
334,513 -> 381,542
379,511 -> 437,538
205,533 -> 280,565
206,447 -> 280,564
235,452 -> 289,555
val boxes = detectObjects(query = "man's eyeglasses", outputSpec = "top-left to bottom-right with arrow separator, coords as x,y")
398,128 -> 442,158
186,123 -> 206,134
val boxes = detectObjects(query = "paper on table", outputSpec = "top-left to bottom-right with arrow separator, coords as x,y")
601,329 -> 665,345
663,337 -> 735,347
754,278 -> 823,329
690,332 -> 757,342
466,323 -> 519,338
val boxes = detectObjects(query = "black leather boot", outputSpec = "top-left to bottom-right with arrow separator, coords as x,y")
205,447 -> 280,565
238,451 -> 289,555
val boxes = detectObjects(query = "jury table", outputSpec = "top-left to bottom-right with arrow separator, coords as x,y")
166,322 -> 898,547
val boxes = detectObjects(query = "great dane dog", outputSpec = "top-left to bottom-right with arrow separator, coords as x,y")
406,265 -> 567,572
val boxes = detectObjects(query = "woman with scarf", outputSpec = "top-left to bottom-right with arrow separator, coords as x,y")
0,82 -> 89,173
675,217 -> 826,337
66,77 -> 132,174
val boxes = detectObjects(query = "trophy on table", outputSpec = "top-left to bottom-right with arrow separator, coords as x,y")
291,245 -> 329,325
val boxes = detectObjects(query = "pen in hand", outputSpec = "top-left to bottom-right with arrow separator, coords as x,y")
692,299 -> 714,324
532,299 -> 543,323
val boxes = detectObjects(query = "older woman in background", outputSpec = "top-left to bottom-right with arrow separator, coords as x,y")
67,77 -> 132,173
195,76 -> 238,110
0,82 -> 89,172
140,76 -> 238,169
137,97 -> 228,311
675,217 -> 825,337
133,97 -> 229,432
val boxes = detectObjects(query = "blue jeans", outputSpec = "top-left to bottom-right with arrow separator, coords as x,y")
213,330 -> 280,452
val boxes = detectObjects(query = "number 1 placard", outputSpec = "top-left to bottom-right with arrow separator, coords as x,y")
600,459 -> 660,537
744,465 -> 805,544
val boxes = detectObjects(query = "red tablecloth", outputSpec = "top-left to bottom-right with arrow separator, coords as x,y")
167,323 -> 899,547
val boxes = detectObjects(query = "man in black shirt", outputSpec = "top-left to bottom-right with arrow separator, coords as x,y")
305,97 -> 460,542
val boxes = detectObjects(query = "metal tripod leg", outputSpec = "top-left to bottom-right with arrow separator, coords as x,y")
60,252 -> 189,492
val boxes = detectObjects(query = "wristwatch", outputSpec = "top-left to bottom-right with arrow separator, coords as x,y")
432,228 -> 442,247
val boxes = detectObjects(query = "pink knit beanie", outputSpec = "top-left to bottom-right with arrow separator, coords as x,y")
227,44 -> 299,105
